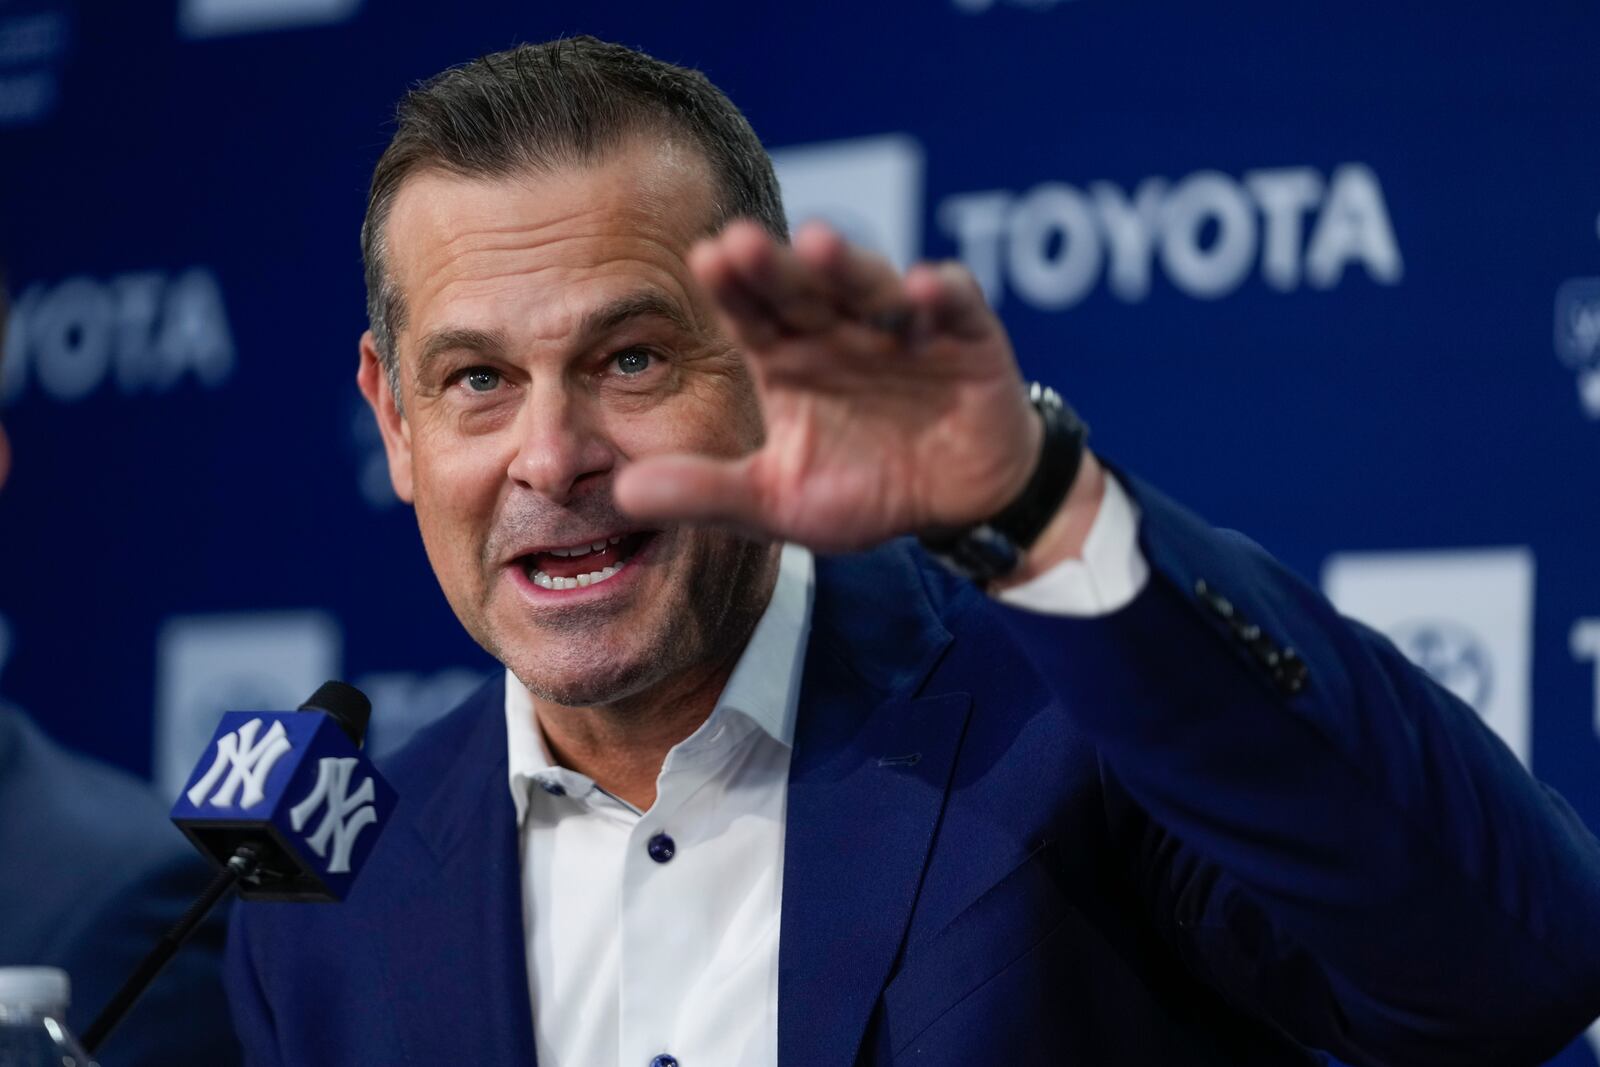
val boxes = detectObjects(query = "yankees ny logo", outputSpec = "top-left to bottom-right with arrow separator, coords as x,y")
289,757 -> 378,874
186,717 -> 293,809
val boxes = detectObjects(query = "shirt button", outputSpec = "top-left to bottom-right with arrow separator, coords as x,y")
539,779 -> 565,797
647,832 -> 676,864
650,1056 -> 678,1067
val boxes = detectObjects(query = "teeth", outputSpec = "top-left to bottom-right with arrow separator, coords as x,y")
530,561 -> 625,592
545,537 -> 624,558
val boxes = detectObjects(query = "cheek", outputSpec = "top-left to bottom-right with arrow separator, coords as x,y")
612,370 -> 761,458
410,437 -> 504,569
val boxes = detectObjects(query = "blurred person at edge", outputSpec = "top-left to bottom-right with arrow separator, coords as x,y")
227,38 -> 1600,1067
0,267 -> 242,1065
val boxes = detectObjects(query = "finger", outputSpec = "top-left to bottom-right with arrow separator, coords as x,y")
614,452 -> 772,533
793,221 -> 906,321
688,240 -> 782,350
716,220 -> 839,336
904,261 -> 996,343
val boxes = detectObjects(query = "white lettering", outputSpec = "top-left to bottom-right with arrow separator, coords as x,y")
937,190 -> 1010,305
34,277 -> 114,402
111,273 -> 165,393
1,286 -> 31,403
0,268 -> 235,404
289,757 -> 378,874
156,268 -> 236,388
186,718 -> 292,809
1091,178 -> 1166,302
1246,167 -> 1323,291
1305,164 -> 1403,288
1571,618 -> 1600,739
1006,183 -> 1102,309
1160,171 -> 1258,299
935,162 -> 1403,312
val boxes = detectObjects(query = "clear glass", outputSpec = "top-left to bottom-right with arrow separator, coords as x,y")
0,1007 -> 95,1067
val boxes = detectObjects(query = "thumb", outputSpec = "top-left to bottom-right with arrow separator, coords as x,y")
614,453 -> 769,530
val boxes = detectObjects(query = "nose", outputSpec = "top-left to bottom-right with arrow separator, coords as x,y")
507,384 -> 615,504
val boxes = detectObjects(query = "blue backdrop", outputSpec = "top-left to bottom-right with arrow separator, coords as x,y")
2,1 -> 1597,1060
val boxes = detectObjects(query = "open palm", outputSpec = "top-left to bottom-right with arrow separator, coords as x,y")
616,221 -> 1041,554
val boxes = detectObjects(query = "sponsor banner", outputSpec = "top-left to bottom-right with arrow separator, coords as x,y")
770,135 -> 1402,311
1573,619 -> 1600,741
153,611 -> 341,799
178,0 -> 362,39
941,163 -> 1402,308
0,4 -> 71,128
1555,277 -> 1600,420
770,135 -> 925,271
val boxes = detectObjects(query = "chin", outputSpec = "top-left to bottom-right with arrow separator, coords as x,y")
506,651 -> 666,710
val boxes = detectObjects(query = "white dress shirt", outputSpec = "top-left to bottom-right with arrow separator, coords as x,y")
506,474 -> 1147,1067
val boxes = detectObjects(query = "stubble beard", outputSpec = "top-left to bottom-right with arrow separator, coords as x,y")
493,528 -> 778,712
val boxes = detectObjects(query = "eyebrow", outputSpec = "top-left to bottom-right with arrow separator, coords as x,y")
583,290 -> 696,339
414,327 -> 509,385
412,290 -> 695,381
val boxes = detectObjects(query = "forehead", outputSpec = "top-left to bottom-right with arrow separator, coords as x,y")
383,140 -> 719,350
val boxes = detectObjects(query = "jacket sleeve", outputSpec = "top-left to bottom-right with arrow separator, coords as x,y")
995,471 -> 1600,1067
224,902 -> 285,1067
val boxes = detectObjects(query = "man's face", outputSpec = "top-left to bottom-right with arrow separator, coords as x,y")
360,140 -> 773,708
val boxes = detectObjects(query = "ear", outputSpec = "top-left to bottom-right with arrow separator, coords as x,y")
357,331 -> 414,504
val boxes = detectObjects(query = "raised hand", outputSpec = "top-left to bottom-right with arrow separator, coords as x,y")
614,220 -> 1045,555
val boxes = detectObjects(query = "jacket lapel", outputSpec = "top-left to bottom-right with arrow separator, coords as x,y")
381,676 -> 539,1066
779,547 -> 973,1066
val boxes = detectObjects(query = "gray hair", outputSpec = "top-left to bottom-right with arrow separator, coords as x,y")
360,36 -> 790,403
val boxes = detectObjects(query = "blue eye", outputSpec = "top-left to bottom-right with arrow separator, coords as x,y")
463,369 -> 500,393
614,349 -> 653,376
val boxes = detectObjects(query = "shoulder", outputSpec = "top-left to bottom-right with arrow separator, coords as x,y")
0,709 -> 193,892
0,710 -> 239,1063
377,671 -> 507,789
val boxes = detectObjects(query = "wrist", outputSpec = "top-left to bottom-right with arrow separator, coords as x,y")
917,383 -> 1089,584
990,450 -> 1105,592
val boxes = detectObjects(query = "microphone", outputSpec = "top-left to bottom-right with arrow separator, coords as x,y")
170,679 -> 394,902
81,681 -> 393,1054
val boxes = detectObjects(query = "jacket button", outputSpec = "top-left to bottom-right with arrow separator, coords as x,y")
647,832 -> 676,864
1276,650 -> 1309,694
1194,578 -> 1234,619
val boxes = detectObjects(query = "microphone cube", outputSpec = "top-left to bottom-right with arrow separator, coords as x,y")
171,711 -> 396,902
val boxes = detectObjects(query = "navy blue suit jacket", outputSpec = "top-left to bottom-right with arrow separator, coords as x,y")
0,708 -> 241,1067
226,476 -> 1600,1066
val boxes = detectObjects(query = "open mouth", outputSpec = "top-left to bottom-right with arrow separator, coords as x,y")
518,531 -> 656,591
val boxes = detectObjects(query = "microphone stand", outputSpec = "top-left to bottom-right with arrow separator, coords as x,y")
80,843 -> 264,1055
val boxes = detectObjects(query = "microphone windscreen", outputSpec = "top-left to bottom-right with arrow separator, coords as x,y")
298,680 -> 372,747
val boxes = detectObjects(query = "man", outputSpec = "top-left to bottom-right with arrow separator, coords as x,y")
225,37 -> 1600,1066
0,270 -> 242,1064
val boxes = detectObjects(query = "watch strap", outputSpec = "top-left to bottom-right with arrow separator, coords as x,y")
918,383 -> 1088,583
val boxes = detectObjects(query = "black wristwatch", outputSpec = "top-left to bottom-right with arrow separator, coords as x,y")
918,383 -> 1089,584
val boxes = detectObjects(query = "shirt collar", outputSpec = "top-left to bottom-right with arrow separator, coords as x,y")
505,543 -> 815,825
